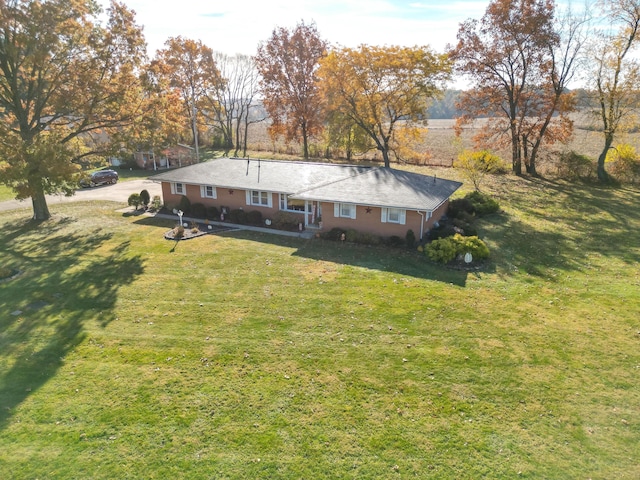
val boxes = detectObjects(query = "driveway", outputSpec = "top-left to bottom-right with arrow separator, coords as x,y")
0,179 -> 162,213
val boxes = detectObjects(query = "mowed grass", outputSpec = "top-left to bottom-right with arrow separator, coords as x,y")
0,175 -> 639,478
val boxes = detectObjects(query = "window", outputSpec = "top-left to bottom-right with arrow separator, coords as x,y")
334,203 -> 356,219
280,194 -> 310,212
200,185 -> 216,199
171,182 -> 185,195
247,190 -> 272,207
381,208 -> 406,225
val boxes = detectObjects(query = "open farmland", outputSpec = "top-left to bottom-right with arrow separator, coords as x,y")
1,169 -> 639,478
243,115 -> 637,174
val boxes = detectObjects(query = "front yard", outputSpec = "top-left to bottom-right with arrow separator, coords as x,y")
0,174 -> 639,478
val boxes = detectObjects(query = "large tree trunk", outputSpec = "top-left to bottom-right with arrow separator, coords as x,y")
597,138 -> 613,182
381,148 -> 390,168
31,190 -> 50,221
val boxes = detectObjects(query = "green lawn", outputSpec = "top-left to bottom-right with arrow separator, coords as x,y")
0,175 -> 639,479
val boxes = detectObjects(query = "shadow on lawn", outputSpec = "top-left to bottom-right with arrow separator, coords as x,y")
133,214 -> 471,285
0,217 -> 144,430
482,177 -> 640,278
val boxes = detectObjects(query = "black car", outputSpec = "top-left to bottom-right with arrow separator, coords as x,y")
79,169 -> 119,187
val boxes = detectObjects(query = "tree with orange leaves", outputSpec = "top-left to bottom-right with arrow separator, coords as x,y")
450,0 -> 585,176
255,21 -> 327,160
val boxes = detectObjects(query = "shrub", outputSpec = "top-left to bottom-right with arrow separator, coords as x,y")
206,206 -> 219,220
359,232 -> 382,246
454,149 -> 506,190
128,193 -> 141,209
246,210 -> 263,225
272,211 -> 301,230
465,191 -> 499,216
174,225 -> 185,240
448,198 -> 475,218
425,233 -> 490,264
607,143 -> 640,184
228,209 -> 248,224
457,234 -> 490,260
139,189 -> 150,207
405,229 -> 416,248
150,195 -> 162,211
452,218 -> 478,236
427,223 -> 458,240
178,195 -> 191,215
426,237 -> 459,263
322,228 -> 346,241
386,235 -> 405,248
191,203 -> 206,219
556,150 -> 595,180
345,229 -> 360,243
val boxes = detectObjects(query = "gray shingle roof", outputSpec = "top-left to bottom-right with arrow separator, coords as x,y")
150,157 -> 461,211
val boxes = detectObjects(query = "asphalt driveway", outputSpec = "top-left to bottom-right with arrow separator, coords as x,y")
0,179 -> 162,213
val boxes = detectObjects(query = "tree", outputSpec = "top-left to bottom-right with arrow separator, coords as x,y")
0,0 -> 148,220
152,37 -> 224,161
450,0 -> 583,175
255,21 -> 327,159
589,0 -> 640,182
454,150 -> 505,191
139,189 -> 150,207
204,53 -> 264,157
318,45 -> 450,168
128,193 -> 142,210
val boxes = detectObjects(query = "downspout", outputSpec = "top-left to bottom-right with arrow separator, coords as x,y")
417,211 -> 425,241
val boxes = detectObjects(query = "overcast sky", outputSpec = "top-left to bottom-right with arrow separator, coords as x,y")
99,0 -> 491,57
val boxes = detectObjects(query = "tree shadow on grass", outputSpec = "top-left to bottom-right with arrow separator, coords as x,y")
479,177 -> 640,279
133,215 -> 470,285
0,217 -> 144,430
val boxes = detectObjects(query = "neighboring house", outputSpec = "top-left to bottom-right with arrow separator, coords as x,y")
150,157 -> 461,239
134,144 -> 197,170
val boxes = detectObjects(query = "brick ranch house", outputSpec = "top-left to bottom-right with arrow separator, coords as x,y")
150,157 -> 461,240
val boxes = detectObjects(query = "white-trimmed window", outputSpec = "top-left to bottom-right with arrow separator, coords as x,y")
381,207 -> 406,225
170,182 -> 185,195
200,185 -> 217,199
280,194 -> 310,213
247,190 -> 272,207
334,203 -> 356,219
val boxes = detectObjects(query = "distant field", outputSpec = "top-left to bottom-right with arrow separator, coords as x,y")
243,116 -> 635,173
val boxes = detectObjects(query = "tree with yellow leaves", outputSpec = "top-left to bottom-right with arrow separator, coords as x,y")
318,45 -> 450,168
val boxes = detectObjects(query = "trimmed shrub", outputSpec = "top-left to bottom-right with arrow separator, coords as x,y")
128,193 -> 141,209
405,229 -> 416,248
228,209 -> 248,224
174,225 -> 185,240
465,191 -> 499,216
448,198 -> 475,218
345,229 -> 360,243
322,228 -> 346,241
139,189 -> 150,207
272,211 -> 301,230
150,195 -> 162,211
386,235 -> 405,248
178,195 -> 191,214
246,210 -> 263,225
206,206 -> 220,220
426,237 -> 459,263
191,203 -> 206,219
425,233 -> 490,264
427,223 -> 458,240
457,234 -> 490,260
452,218 -> 478,236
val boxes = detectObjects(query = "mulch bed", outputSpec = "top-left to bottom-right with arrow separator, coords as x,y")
164,223 -> 236,241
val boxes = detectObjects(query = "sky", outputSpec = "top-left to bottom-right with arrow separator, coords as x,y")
98,0 -> 490,57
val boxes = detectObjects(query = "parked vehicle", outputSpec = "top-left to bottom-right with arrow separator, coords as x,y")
79,169 -> 119,187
